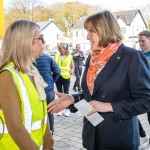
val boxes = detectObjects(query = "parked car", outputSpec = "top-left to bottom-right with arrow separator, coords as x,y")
44,48 -> 59,56
49,48 -> 59,56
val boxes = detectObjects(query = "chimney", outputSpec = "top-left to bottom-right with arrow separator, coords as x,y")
49,18 -> 54,22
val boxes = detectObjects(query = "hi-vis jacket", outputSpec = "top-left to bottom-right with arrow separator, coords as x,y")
54,53 -> 73,79
0,62 -> 47,150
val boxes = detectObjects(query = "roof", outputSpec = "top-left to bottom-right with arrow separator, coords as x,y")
36,21 -> 50,30
72,9 -> 147,29
36,20 -> 62,31
114,9 -> 147,27
72,16 -> 88,29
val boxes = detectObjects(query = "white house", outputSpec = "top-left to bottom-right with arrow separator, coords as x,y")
71,16 -> 89,53
71,9 -> 148,52
36,19 -> 63,49
115,9 -> 148,49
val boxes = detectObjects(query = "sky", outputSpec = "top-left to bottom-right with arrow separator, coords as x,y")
3,0 -> 150,11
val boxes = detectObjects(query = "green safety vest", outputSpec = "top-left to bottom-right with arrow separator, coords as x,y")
54,54 -> 73,79
0,62 -> 47,150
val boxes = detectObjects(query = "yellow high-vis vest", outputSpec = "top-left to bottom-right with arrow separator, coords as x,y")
0,0 -> 5,37
54,53 -> 73,79
0,62 -> 47,150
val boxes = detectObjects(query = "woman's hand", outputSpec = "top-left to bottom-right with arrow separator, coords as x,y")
70,70 -> 74,75
87,101 -> 113,116
47,91 -> 74,114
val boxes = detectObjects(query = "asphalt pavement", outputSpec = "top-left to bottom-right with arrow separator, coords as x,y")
53,75 -> 150,150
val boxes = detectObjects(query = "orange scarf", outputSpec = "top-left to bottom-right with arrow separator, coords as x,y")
87,43 -> 121,95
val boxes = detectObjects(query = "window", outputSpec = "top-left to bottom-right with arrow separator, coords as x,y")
82,31 -> 84,37
121,28 -> 126,34
57,34 -> 60,40
76,31 -> 78,37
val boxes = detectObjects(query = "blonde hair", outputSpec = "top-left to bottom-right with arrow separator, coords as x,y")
0,19 -> 40,72
84,10 -> 122,48
59,43 -> 69,55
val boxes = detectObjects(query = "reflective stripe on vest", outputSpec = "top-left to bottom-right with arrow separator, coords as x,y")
55,54 -> 72,68
0,63 -> 48,149
0,115 -> 48,134
0,66 -> 48,134
59,66 -> 70,69
8,66 -> 32,133
40,145 -> 43,150
55,54 -> 72,78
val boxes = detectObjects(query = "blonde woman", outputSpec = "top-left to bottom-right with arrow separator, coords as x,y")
0,20 -> 53,150
54,43 -> 74,117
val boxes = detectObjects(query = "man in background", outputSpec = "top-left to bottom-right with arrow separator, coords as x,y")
34,48 -> 60,134
138,30 -> 150,148
139,30 -> 150,66
72,44 -> 84,92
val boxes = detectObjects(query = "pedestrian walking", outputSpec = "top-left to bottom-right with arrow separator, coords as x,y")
72,44 -> 84,92
48,10 -> 150,150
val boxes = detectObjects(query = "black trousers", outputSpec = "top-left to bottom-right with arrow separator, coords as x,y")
56,75 -> 70,94
73,66 -> 82,90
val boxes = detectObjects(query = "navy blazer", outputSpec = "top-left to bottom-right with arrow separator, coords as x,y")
73,44 -> 150,150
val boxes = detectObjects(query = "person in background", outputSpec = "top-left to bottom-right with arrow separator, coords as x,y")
138,30 -> 150,148
139,30 -> 150,67
48,10 -> 150,150
72,44 -> 84,92
54,43 -> 74,117
0,20 -> 53,150
34,48 -> 60,134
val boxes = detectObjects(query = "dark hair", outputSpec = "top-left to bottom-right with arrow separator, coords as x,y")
139,30 -> 150,38
84,10 -> 122,48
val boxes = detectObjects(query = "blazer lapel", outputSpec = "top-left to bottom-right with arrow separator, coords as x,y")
92,44 -> 124,95
81,55 -> 92,101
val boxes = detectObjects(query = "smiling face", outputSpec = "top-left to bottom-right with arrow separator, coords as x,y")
86,23 -> 103,51
32,28 -> 45,59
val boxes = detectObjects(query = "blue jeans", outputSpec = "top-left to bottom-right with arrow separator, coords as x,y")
46,91 -> 55,133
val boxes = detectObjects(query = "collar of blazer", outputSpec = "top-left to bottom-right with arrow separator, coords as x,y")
83,43 -> 124,96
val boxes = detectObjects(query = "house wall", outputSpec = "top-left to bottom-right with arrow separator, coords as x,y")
42,22 -> 63,49
0,39 -> 2,49
119,13 -> 147,49
71,11 -> 147,51
71,28 -> 90,53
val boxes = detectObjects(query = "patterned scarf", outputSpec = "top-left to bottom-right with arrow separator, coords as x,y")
87,43 -> 121,95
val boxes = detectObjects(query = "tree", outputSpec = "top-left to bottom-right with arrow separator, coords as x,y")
0,0 -> 5,38
48,2 -> 98,36
4,0 -> 47,28
4,1 -> 99,35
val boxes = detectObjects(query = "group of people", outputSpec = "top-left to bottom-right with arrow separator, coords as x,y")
0,10 -> 150,150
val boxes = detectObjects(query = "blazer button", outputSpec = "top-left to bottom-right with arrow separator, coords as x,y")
102,93 -> 106,98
